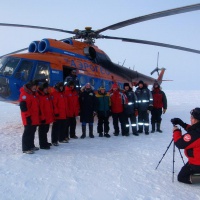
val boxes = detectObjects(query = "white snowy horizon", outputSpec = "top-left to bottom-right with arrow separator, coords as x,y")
0,90 -> 200,200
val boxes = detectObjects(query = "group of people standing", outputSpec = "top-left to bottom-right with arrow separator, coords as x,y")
19,72 -> 167,154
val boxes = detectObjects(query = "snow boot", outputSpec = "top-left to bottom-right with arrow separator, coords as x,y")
190,174 -> 200,184
99,133 -> 103,137
80,125 -> 86,139
89,125 -> 94,138
104,133 -> 111,138
156,123 -> 162,133
151,123 -> 155,133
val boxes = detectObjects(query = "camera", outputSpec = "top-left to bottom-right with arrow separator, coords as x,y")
171,118 -> 176,125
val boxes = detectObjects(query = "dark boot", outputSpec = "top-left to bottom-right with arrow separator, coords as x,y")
80,125 -> 86,139
89,125 -> 94,138
104,132 -> 111,138
99,133 -> 103,137
151,123 -> 155,133
156,123 -> 162,133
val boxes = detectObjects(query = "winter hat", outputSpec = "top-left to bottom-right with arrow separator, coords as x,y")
55,82 -> 64,89
26,80 -> 39,89
99,86 -> 105,90
67,80 -> 75,86
112,83 -> 119,89
123,83 -> 130,89
153,81 -> 160,88
190,108 -> 200,120
138,80 -> 144,85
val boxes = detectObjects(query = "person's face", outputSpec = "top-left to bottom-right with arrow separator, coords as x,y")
113,88 -> 118,91
125,86 -> 129,91
85,84 -> 91,89
60,86 -> 64,91
100,89 -> 105,93
43,87 -> 48,94
139,83 -> 143,88
190,115 -> 198,125
70,85 -> 74,89
154,84 -> 159,88
31,85 -> 37,92
72,71 -> 76,75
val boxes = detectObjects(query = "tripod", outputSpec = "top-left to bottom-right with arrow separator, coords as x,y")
155,138 -> 185,182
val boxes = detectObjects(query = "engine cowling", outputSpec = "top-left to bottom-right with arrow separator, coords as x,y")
84,47 -> 96,59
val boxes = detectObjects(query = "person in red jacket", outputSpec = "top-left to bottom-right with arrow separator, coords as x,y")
172,108 -> 200,184
51,82 -> 68,146
37,82 -> 54,149
110,83 -> 128,136
151,81 -> 167,133
19,80 -> 40,154
65,81 -> 80,139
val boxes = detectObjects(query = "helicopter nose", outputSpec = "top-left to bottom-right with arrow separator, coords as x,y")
0,77 -> 10,98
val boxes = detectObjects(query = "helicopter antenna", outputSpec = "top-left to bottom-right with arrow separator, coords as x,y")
122,59 -> 126,66
157,52 -> 160,76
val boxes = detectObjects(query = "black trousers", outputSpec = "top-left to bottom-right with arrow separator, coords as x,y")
138,110 -> 149,132
112,112 -> 126,135
151,108 -> 162,124
66,117 -> 76,138
97,115 -> 110,134
22,125 -> 37,151
124,114 -> 137,134
38,124 -> 50,147
51,119 -> 67,143
178,162 -> 200,184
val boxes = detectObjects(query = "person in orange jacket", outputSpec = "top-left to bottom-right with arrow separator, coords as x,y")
51,82 -> 68,146
37,82 -> 54,149
19,80 -> 40,154
110,83 -> 128,136
65,81 -> 80,139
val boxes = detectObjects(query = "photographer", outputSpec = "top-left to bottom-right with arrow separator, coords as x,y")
172,107 -> 200,184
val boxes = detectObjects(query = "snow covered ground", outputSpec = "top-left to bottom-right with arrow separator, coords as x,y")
0,90 -> 200,200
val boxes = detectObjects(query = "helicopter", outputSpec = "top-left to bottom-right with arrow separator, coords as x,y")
0,3 -> 200,103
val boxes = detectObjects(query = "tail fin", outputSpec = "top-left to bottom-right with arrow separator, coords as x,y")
150,67 -> 171,85
157,68 -> 166,85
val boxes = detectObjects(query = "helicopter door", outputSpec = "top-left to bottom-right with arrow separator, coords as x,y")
63,66 -> 75,79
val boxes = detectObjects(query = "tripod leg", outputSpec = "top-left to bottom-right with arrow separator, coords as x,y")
178,148 -> 186,165
172,142 -> 175,182
155,139 -> 173,170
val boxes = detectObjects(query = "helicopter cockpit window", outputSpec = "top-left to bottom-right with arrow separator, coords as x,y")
34,62 -> 50,81
0,57 -> 20,76
14,60 -> 33,81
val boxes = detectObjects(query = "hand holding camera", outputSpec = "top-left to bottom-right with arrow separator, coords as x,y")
171,118 -> 186,128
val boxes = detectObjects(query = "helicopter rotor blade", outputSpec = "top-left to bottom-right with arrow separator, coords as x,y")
95,3 -> 200,34
0,23 -> 75,34
0,48 -> 28,58
102,35 -> 200,54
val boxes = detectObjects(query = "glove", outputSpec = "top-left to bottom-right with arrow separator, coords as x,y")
163,109 -> 167,114
41,119 -> 46,124
171,118 -> 185,127
135,110 -> 138,116
148,105 -> 153,111
54,114 -> 59,117
26,116 -> 32,125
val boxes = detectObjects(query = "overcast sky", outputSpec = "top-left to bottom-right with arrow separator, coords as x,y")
1,0 -> 200,90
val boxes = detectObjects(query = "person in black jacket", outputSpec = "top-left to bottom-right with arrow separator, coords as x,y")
79,83 -> 97,138
123,83 -> 138,136
172,108 -> 200,184
135,80 -> 153,135
96,86 -> 111,138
